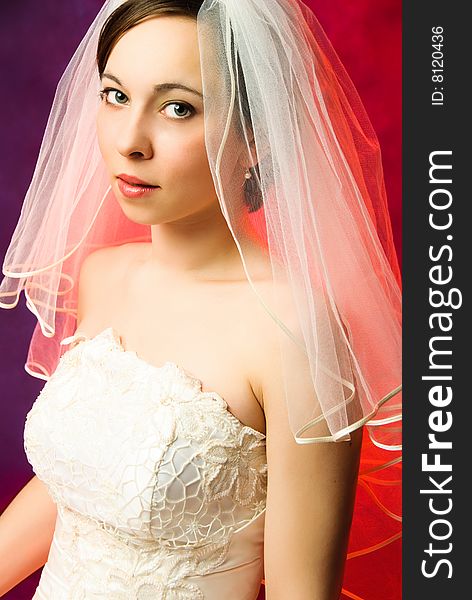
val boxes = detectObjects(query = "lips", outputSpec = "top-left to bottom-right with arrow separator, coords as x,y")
117,173 -> 158,187
117,176 -> 160,199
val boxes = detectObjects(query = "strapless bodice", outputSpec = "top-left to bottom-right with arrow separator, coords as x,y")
24,327 -> 267,599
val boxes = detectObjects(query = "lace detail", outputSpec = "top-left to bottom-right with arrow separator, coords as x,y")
24,327 -> 267,598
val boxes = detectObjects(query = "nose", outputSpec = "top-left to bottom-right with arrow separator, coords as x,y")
116,111 -> 153,160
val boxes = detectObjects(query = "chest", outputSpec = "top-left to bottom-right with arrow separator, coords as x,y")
24,332 -> 268,547
82,271 -> 271,436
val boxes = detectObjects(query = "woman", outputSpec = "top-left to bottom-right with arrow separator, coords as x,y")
0,1 -> 402,598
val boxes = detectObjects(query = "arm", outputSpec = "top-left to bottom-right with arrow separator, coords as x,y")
261,346 -> 363,599
0,247 -> 110,596
0,475 -> 57,596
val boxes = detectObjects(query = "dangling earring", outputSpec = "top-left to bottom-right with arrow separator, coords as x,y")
243,164 -> 263,213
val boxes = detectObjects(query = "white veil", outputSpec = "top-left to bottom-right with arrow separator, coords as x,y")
1,0 -> 401,449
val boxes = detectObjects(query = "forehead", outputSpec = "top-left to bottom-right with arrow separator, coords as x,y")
105,16 -> 202,87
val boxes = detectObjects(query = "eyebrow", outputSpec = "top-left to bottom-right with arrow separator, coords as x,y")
101,72 -> 203,98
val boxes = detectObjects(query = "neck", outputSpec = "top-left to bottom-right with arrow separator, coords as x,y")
147,201 -> 243,281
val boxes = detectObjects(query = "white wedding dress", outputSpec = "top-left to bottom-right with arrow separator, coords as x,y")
23,326 -> 267,599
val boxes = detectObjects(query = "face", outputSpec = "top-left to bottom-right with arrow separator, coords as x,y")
96,16 -> 221,225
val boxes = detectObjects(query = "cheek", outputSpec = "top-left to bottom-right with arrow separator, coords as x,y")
160,127 -> 211,181
96,112 -> 113,162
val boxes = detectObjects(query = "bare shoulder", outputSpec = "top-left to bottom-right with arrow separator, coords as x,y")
246,276 -> 302,410
79,241 -> 140,272
76,243 -> 138,326
251,275 -> 363,440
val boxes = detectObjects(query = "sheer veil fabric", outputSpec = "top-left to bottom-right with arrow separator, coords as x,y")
0,1 -> 402,597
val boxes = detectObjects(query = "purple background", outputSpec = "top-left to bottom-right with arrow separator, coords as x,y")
0,1 -> 401,598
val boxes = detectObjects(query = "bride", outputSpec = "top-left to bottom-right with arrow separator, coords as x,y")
0,1 -> 402,598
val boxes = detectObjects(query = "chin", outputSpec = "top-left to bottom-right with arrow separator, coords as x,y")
119,206 -> 165,227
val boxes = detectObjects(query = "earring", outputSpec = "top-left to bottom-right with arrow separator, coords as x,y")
244,169 -> 252,180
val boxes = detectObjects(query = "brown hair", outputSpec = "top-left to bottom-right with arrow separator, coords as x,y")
96,0 -> 262,212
